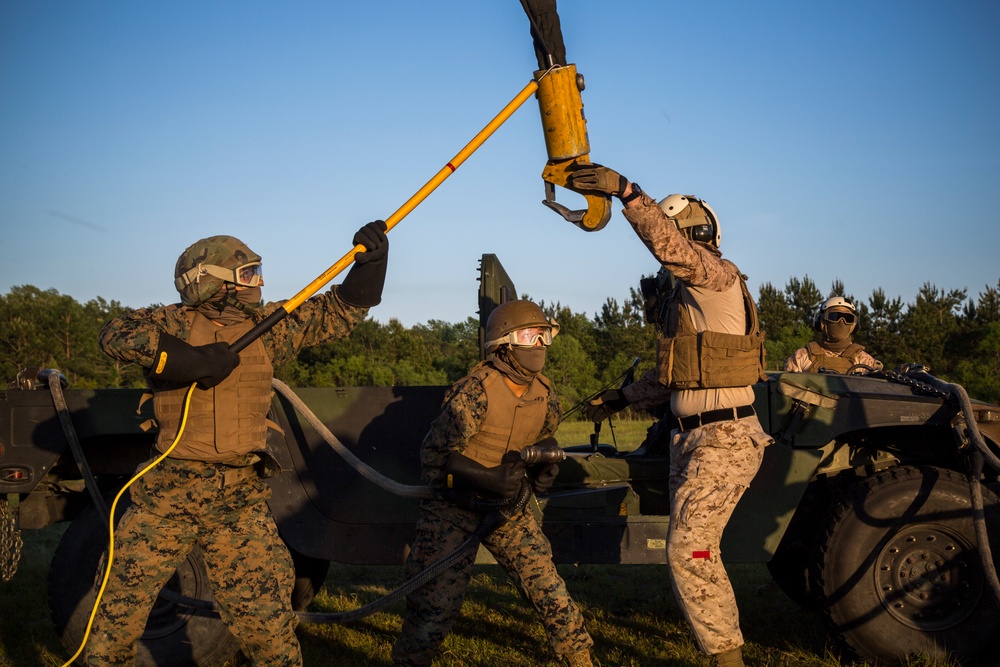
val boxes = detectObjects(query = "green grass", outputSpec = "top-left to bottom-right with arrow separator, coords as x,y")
0,418 -> 966,666
557,417 -> 652,453
2,525 -> 965,667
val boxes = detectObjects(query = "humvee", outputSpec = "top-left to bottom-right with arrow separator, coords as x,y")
2,254 -> 999,665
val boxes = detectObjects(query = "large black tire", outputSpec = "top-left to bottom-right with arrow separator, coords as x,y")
48,501 -> 241,666
815,465 -> 1000,664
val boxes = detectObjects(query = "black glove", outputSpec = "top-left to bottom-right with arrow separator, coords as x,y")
525,436 -> 561,494
530,463 -> 559,494
444,451 -> 526,500
582,389 -> 630,423
339,220 -> 388,307
147,333 -> 240,389
564,162 -> 628,198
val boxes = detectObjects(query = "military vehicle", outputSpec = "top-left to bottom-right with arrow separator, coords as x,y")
2,254 -> 1000,666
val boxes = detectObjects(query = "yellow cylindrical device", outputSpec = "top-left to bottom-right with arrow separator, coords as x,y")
535,64 -> 589,161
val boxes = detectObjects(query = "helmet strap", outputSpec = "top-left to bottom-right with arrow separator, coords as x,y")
197,285 -> 261,324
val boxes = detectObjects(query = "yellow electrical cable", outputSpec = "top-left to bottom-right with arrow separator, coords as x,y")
62,73 -> 551,665
61,381 -> 197,667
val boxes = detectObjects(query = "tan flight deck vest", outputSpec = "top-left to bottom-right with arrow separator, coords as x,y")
152,312 -> 273,462
805,340 -> 865,374
461,364 -> 552,468
656,274 -> 766,389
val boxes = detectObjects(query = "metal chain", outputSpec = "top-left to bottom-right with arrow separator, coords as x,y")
872,364 -> 951,401
1,497 -> 23,582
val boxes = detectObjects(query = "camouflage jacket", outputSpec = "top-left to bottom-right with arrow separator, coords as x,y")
419,361 -> 561,489
99,285 -> 368,370
784,342 -> 883,373
622,193 -> 756,415
622,193 -> 739,293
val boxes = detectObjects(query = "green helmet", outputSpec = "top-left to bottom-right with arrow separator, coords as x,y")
485,300 -> 559,353
173,235 -> 262,307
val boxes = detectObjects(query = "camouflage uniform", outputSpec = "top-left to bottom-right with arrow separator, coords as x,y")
86,286 -> 368,666
621,368 -> 671,413
784,342 -> 882,373
392,362 -> 593,666
623,194 -> 773,657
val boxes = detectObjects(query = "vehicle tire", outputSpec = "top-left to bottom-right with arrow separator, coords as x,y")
815,465 -> 1000,663
48,500 -> 241,666
289,547 -> 330,611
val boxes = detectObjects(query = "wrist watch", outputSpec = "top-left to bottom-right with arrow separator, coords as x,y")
620,182 -> 642,205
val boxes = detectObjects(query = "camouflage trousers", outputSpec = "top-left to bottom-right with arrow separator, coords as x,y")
84,456 -> 301,666
667,416 -> 770,656
392,501 -> 593,666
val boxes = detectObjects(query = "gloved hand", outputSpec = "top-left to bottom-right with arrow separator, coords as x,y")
582,389 -> 630,423
564,162 -> 628,198
525,437 -> 561,494
530,463 -> 559,494
339,220 -> 389,307
444,451 -> 526,500
147,333 -> 241,389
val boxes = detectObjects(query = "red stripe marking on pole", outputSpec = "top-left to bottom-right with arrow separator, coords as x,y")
692,550 -> 711,559
446,163 -> 457,172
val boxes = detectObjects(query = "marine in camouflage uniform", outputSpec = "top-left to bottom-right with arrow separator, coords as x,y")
784,296 -> 883,374
392,301 -> 594,667
567,165 -> 771,667
86,223 -> 388,666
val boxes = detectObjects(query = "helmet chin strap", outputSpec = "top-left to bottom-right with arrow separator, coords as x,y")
199,285 -> 261,323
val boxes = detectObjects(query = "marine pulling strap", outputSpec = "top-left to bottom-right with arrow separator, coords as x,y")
521,0 -> 612,232
230,78 -> 544,353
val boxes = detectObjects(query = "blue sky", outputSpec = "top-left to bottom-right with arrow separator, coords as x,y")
2,1 -> 998,327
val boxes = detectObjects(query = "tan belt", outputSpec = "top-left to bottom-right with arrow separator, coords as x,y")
218,465 -> 258,488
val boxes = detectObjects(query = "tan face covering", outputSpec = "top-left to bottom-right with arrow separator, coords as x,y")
492,346 -> 546,385
820,320 -> 854,351
197,286 -> 262,325
510,346 -> 546,373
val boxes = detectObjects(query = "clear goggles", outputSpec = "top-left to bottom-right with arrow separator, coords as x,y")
499,326 -> 554,349
174,261 -> 263,291
824,310 -> 856,325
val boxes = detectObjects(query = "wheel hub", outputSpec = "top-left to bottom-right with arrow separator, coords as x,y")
875,525 -> 983,631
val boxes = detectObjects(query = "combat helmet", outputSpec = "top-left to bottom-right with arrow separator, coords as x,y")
814,296 -> 858,334
485,300 -> 559,353
658,194 -> 721,247
174,236 -> 263,307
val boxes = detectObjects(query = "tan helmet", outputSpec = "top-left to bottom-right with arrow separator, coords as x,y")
484,300 -> 559,353
173,235 -> 262,307
814,296 -> 858,334
658,194 -> 721,247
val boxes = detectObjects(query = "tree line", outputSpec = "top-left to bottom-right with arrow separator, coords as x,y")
2,275 -> 999,414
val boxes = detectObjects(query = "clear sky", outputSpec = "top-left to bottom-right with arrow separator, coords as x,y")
2,1 -> 998,327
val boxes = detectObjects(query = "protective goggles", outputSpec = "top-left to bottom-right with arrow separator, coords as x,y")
824,310 -> 856,325
491,326 -> 554,349
174,261 -> 263,291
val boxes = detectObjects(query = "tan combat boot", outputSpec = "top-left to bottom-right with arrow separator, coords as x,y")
563,649 -> 594,667
713,646 -> 744,667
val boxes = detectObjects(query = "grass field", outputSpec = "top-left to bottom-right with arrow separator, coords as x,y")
557,417 -> 651,452
0,527 -> 962,667
0,416 -> 965,666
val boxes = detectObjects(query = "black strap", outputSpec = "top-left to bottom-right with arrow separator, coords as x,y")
677,404 -> 755,432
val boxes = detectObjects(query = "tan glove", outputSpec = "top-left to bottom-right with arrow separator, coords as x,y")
564,162 -> 628,197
